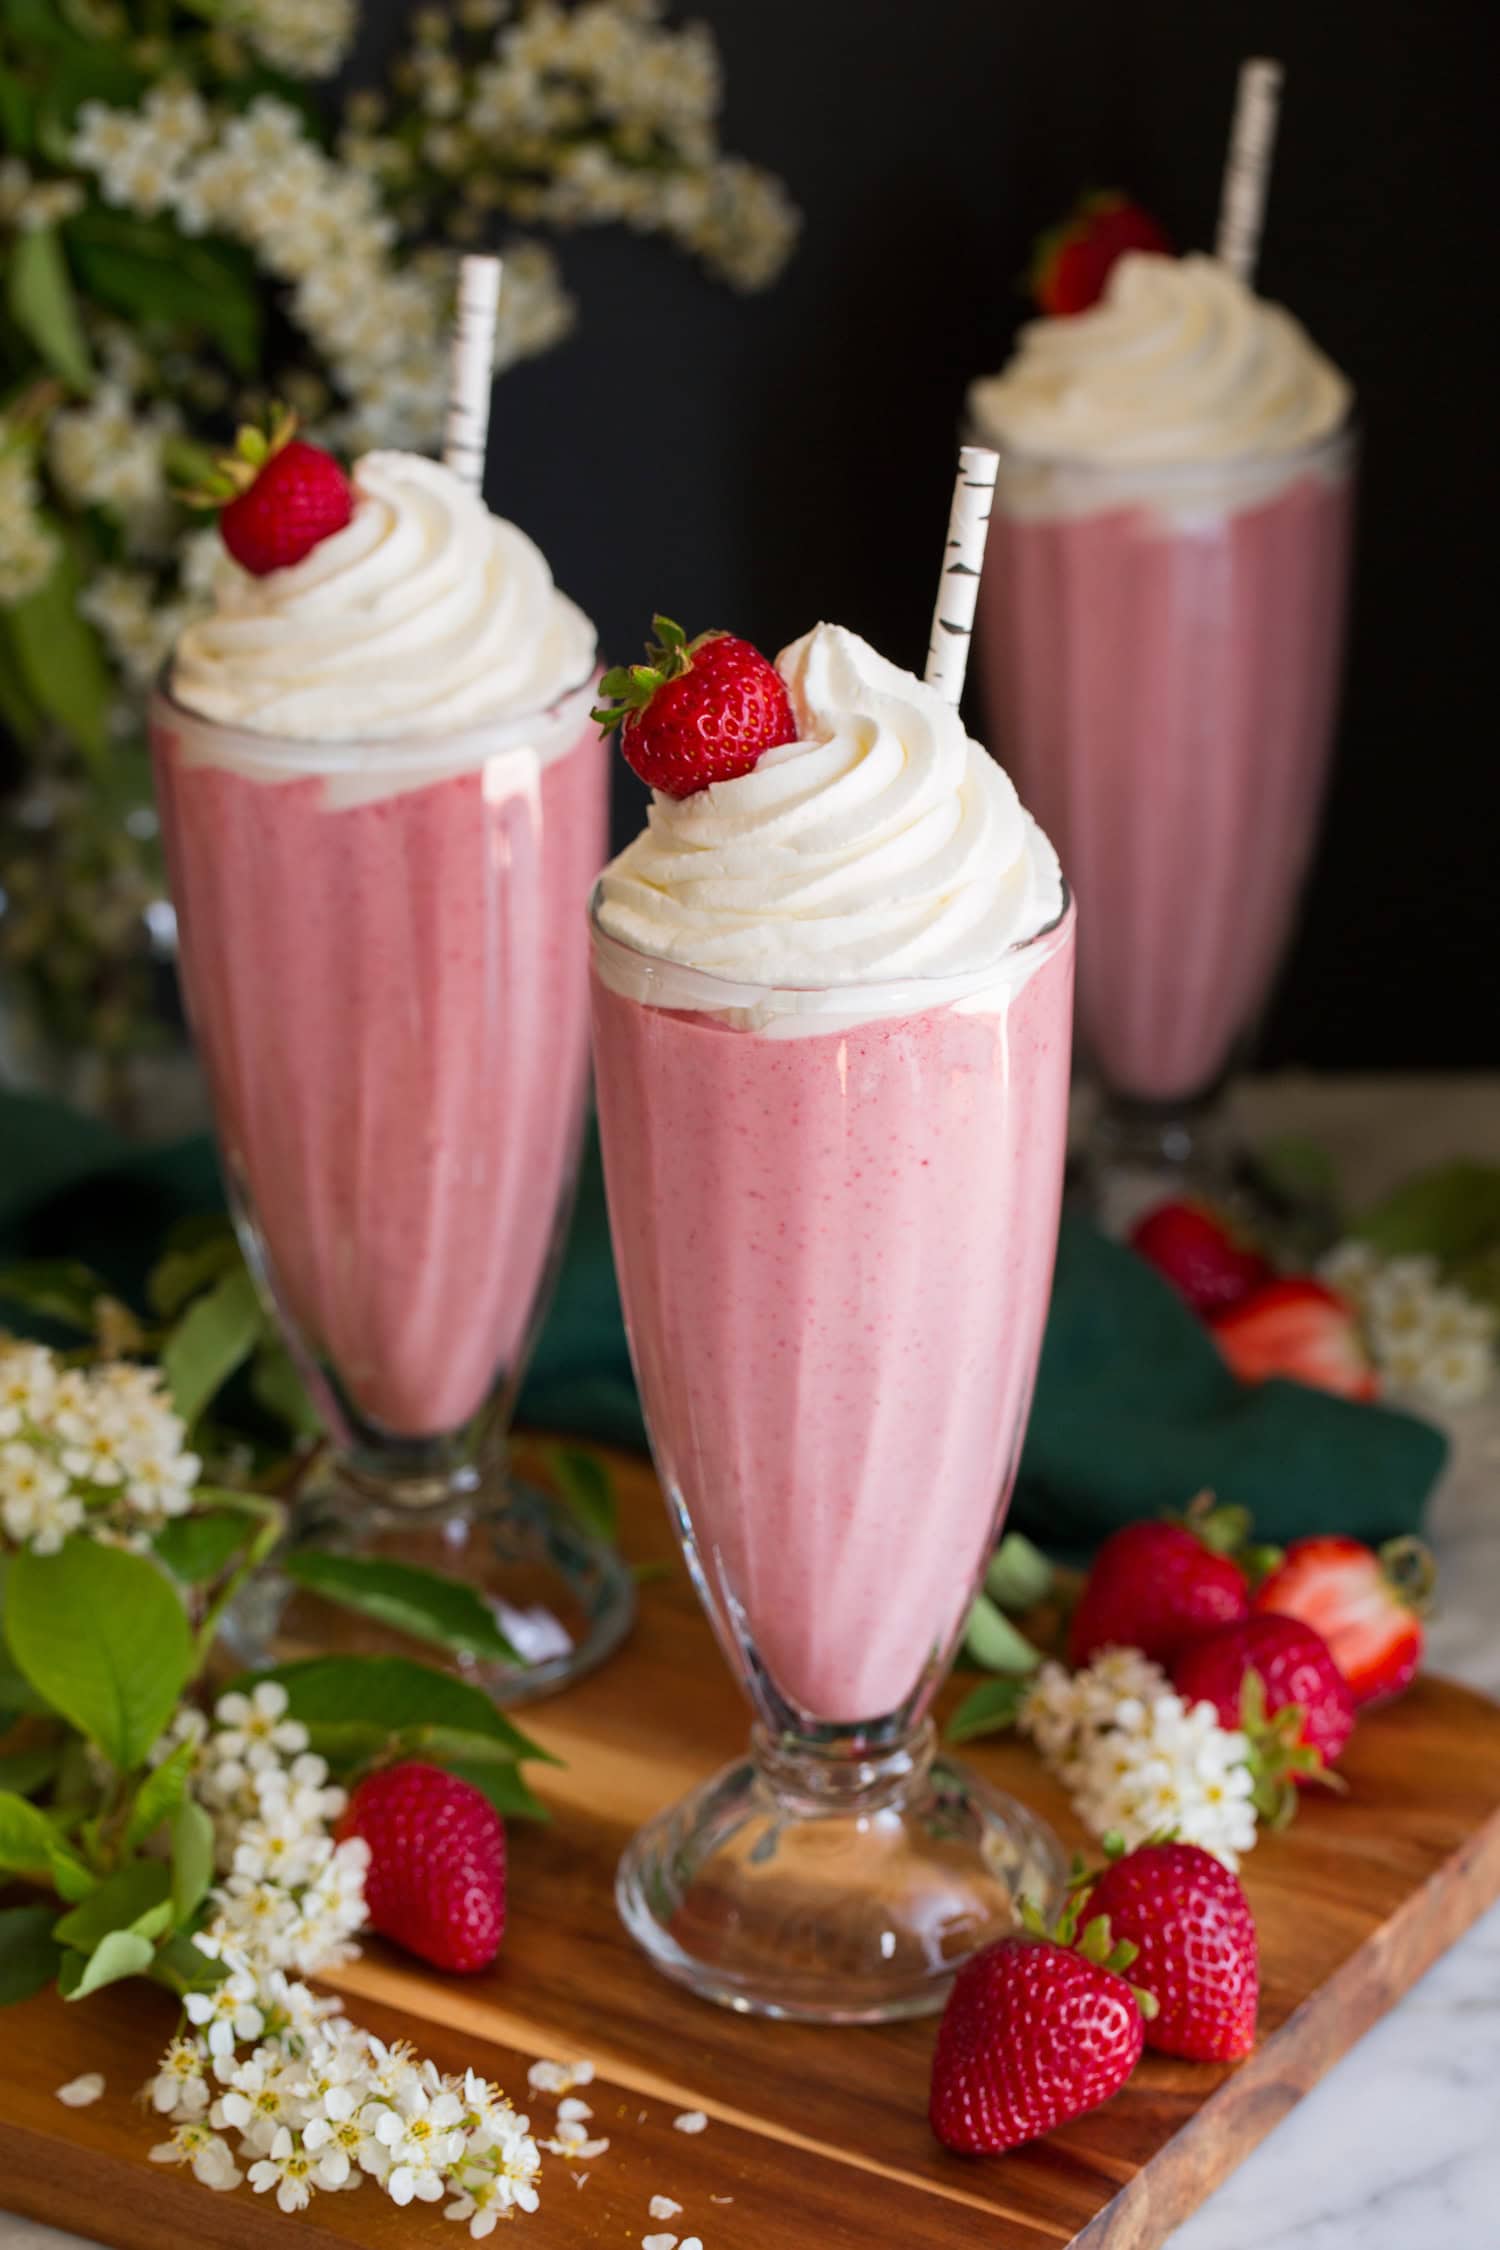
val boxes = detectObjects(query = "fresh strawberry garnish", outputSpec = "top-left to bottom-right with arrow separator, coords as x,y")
1079,1842 -> 1259,2063
182,405 -> 353,577
1253,1534 -> 1434,1708
1131,1199 -> 1273,1318
1210,1278 -> 1379,1401
929,1934 -> 1147,2155
1171,1613 -> 1356,1822
1030,192 -> 1173,316
592,614 -> 797,798
336,1761 -> 505,1975
1069,1498 -> 1252,1668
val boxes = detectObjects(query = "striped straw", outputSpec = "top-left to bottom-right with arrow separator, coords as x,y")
924,444 -> 1000,706
442,254 -> 503,490
1215,58 -> 1284,284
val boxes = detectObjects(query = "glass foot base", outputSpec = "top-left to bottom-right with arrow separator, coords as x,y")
1079,1086 -> 1242,1237
225,1477 -> 635,1708
616,1725 -> 1065,2023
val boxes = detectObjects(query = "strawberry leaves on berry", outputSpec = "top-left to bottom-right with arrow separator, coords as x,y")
593,612 -> 798,799
178,403 -> 353,578
1019,1875 -> 1160,2024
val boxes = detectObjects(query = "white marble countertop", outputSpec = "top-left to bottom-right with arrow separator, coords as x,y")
4,1073 -> 1499,2250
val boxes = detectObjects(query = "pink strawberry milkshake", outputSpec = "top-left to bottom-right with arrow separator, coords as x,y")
970,253 -> 1354,1104
591,623 -> 1073,1727
152,452 -> 604,1442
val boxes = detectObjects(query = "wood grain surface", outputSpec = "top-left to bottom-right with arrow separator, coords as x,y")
4,1444 -> 1500,2250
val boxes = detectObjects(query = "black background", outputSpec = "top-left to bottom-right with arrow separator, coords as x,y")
404,1 -> 1497,1066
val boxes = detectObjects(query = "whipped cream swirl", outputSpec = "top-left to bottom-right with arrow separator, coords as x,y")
172,451 -> 595,739
594,622 -> 1062,1019
969,253 -> 1350,466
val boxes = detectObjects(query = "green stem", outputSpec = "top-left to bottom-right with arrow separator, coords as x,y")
192,1497 -> 287,1675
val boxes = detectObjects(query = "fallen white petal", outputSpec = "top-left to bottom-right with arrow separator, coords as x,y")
557,2095 -> 593,2123
651,2196 -> 684,2219
643,2236 -> 677,2250
673,2110 -> 707,2134
55,2075 -> 106,2108
682,2239 -> 704,2250
709,2193 -> 734,2203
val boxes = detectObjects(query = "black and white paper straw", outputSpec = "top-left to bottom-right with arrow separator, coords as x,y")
442,253 -> 503,491
1215,58 -> 1283,285
924,444 -> 999,707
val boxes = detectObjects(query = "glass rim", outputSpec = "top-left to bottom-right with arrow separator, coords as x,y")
149,656 -> 602,755
973,408 -> 1359,485
588,876 -> 1074,1002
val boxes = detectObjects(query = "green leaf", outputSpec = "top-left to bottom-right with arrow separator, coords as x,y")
0,1744 -> 60,1797
153,1508 -> 255,1587
1354,1162 -> 1500,1269
46,1839 -> 96,1903
63,208 -> 262,374
0,1904 -> 63,2006
0,1258 -> 106,1332
147,1230 -> 241,1318
253,1655 -> 551,1766
281,1551 -> 520,1664
984,1534 -> 1054,1614
151,1931 -> 228,1996
249,1343 -> 322,1438
946,1675 -> 1032,1744
170,1796 -> 215,1927
125,1736 -> 196,1850
442,1758 -> 549,1822
544,1445 -> 618,1543
0,1787 -> 56,1879
963,1593 -> 1043,1674
4,1539 -> 193,1772
0,540 -> 110,767
53,1859 -> 170,1952
5,225 -> 92,388
162,1263 -> 263,1425
0,63 -> 32,150
68,1927 -> 156,1999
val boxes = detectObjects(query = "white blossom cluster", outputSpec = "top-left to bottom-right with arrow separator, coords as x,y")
144,1682 -> 545,2230
0,439 -> 59,605
1022,1649 -> 1260,1871
68,89 -> 570,452
236,0 -> 358,80
0,155 -> 85,233
0,1336 -> 201,1553
1321,1245 -> 1496,1407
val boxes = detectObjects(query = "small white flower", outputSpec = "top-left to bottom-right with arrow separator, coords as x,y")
212,1681 -> 309,1760
148,2120 -> 243,2190
542,2116 -> 610,2161
247,2125 -> 318,2213
148,2034 -> 211,2116
527,2056 -> 594,2095
55,2073 -> 106,2108
185,1967 -> 266,2056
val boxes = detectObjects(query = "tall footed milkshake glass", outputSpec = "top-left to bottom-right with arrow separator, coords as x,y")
150,447 -> 632,1702
969,253 -> 1356,1227
590,615 -> 1075,2020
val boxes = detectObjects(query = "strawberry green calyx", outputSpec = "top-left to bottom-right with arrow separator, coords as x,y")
592,614 -> 724,732
177,402 -> 298,510
1019,1881 -> 1160,2021
1237,1667 -> 1346,1829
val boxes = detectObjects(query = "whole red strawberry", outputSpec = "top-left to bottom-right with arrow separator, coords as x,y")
185,406 -> 353,577
1171,1614 -> 1356,1814
337,1761 -> 505,1975
593,614 -> 797,798
1254,1534 -> 1434,1708
1210,1278 -> 1379,1402
1069,1503 -> 1250,1668
1080,1844 -> 1258,2063
1131,1199 -> 1272,1318
1031,192 -> 1173,316
929,1938 -> 1144,2155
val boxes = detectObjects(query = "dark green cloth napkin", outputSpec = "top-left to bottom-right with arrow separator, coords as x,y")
0,1093 -> 1446,1551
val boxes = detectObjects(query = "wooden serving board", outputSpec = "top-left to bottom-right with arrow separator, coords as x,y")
5,1446 -> 1500,2250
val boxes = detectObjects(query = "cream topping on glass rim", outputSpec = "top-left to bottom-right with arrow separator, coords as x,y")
593,621 -> 1063,1033
968,253 -> 1352,520
171,449 -> 596,747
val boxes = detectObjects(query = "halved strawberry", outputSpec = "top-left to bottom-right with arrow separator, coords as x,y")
1210,1278 -> 1379,1402
1253,1534 -> 1434,1707
1131,1199 -> 1272,1318
1030,192 -> 1173,316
